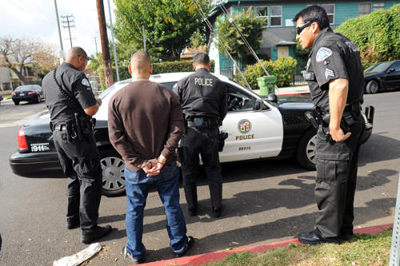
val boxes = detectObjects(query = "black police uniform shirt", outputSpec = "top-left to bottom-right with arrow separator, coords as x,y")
42,62 -> 97,125
173,68 -> 227,122
304,27 -> 364,111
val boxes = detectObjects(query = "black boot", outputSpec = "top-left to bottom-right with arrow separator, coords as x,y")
81,225 -> 112,244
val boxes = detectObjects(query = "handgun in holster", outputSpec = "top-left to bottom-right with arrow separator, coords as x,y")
74,113 -> 83,140
65,120 -> 74,142
305,110 -> 319,129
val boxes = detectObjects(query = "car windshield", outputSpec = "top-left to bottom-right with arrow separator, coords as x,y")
365,62 -> 392,73
15,85 -> 35,92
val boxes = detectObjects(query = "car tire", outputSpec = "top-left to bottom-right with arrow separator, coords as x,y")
36,95 -> 41,103
100,150 -> 126,196
13,100 -> 19,105
366,80 -> 379,94
295,128 -> 317,170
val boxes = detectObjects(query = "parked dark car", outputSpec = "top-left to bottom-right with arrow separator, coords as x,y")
364,60 -> 400,94
9,73 -> 374,196
12,85 -> 44,105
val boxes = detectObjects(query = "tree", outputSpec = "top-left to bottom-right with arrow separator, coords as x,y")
0,37 -> 58,84
216,8 -> 267,73
335,4 -> 400,68
113,0 -> 211,61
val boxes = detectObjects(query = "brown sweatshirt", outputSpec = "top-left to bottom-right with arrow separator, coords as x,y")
108,80 -> 184,172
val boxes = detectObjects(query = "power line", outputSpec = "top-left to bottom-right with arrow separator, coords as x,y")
192,0 -> 252,90
61,15 -> 75,48
218,3 -> 270,77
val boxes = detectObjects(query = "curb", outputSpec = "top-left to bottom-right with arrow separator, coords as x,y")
136,224 -> 393,266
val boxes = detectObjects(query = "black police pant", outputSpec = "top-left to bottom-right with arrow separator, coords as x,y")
180,126 -> 222,211
53,129 -> 103,232
314,115 -> 365,239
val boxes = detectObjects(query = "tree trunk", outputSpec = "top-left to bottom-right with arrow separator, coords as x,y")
10,67 -> 27,85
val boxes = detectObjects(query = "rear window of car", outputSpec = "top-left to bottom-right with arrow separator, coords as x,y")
15,85 -> 35,91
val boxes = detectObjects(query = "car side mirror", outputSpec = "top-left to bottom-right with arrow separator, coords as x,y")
267,93 -> 278,103
387,68 -> 395,73
253,99 -> 264,111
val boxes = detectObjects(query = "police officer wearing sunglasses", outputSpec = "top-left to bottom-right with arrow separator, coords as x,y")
292,6 -> 365,244
42,47 -> 112,244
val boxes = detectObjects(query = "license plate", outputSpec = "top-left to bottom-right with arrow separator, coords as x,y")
31,143 -> 50,152
20,93 -> 25,96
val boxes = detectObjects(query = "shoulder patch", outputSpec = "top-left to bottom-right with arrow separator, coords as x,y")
345,41 -> 359,52
81,78 -> 90,87
325,68 -> 335,80
316,47 -> 332,62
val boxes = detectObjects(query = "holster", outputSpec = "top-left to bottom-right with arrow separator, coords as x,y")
218,130 -> 228,152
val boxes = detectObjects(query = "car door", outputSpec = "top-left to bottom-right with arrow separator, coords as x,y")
385,61 -> 400,90
219,82 -> 284,163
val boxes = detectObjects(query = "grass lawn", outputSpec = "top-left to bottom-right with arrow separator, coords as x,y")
205,228 -> 392,266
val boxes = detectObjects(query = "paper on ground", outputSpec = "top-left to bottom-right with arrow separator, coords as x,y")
53,243 -> 102,266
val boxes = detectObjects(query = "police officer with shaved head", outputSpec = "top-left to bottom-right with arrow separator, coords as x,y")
42,47 -> 112,244
292,6 -> 365,245
173,53 -> 227,218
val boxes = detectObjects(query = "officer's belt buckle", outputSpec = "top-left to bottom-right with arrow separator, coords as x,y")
193,117 -> 204,127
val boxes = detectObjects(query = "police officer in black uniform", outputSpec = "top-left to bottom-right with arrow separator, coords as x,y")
173,53 -> 227,218
292,6 -> 365,244
42,47 -> 112,244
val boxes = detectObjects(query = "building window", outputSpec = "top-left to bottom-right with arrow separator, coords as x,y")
373,3 -> 385,11
241,6 -> 253,14
359,3 -> 372,16
321,4 -> 335,24
270,6 -> 282,26
255,6 -> 268,18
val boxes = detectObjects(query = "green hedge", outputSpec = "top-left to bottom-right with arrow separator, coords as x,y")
152,60 -> 215,74
335,4 -> 400,68
234,57 -> 297,89
98,60 -> 215,90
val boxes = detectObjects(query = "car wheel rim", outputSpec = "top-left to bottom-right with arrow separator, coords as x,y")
306,135 -> 317,165
100,156 -> 125,192
370,81 -> 378,93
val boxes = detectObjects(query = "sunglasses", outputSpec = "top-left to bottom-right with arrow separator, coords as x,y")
80,55 -> 90,61
296,21 -> 315,35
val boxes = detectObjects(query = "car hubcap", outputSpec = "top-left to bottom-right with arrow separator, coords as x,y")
306,135 -> 317,165
370,81 -> 378,93
100,156 -> 125,192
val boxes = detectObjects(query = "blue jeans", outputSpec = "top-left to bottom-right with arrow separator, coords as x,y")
124,162 -> 188,259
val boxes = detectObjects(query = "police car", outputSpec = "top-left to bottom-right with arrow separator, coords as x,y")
9,72 -> 374,196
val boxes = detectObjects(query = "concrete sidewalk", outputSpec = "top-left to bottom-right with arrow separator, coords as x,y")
136,224 -> 393,266
253,85 -> 310,97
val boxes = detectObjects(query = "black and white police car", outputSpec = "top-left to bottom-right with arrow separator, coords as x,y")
9,72 -> 374,196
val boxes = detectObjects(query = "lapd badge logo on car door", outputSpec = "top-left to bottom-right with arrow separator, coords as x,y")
238,119 -> 251,133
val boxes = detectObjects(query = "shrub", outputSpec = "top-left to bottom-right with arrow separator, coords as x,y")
97,60 -> 215,89
335,4 -> 400,68
152,60 -> 215,74
234,57 -> 297,89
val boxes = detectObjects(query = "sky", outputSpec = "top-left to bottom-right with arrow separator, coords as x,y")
0,0 -> 116,58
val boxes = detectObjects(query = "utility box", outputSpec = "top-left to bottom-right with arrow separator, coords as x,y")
257,76 -> 277,96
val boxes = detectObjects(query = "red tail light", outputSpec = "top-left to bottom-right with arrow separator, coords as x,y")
12,93 -> 16,96
17,128 -> 28,150
28,92 -> 36,95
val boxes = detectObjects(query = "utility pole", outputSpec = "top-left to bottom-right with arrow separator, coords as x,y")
61,15 -> 75,48
107,0 -> 119,81
53,0 -> 64,63
94,36 -> 98,54
96,0 -> 114,88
